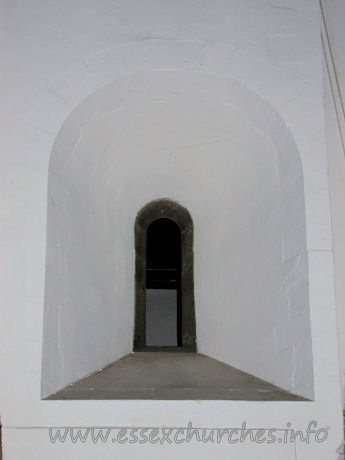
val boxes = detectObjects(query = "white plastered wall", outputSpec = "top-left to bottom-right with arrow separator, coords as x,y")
1,1 -> 343,459
321,0 -> 345,409
42,71 -> 312,399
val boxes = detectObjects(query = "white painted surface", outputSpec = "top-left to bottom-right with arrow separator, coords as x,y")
321,0 -> 345,410
42,72 -> 312,399
0,0 -> 343,459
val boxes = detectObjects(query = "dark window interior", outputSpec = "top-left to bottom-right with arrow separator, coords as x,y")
146,218 -> 182,346
146,218 -> 181,289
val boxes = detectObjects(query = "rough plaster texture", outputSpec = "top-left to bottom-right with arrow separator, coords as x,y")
42,71 -> 312,399
1,0 -> 344,459
321,0 -> 345,408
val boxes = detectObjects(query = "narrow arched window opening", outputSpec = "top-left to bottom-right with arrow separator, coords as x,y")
146,218 -> 182,347
134,199 -> 196,352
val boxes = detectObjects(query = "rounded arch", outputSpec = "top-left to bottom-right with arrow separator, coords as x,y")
41,69 -> 313,399
134,199 -> 196,351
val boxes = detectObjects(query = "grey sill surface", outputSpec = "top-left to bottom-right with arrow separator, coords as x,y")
46,352 -> 307,401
